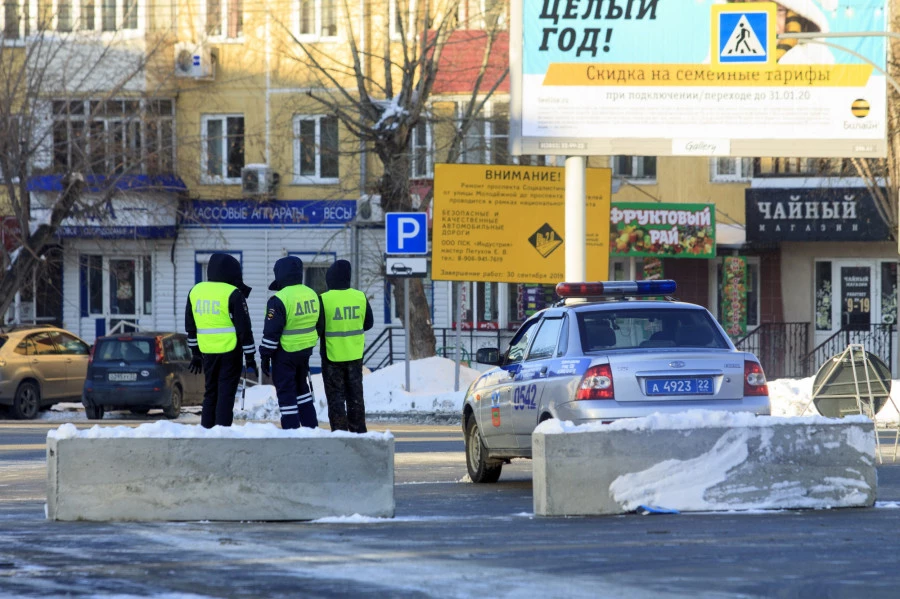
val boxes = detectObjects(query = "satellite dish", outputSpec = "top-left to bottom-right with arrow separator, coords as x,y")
811,348 -> 892,419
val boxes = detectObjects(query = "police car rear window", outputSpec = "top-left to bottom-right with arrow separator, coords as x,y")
577,308 -> 728,352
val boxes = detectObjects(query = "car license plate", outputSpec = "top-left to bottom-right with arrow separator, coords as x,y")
646,377 -> 713,395
108,372 -> 137,382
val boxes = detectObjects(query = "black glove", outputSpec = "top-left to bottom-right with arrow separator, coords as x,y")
261,355 -> 272,377
189,356 -> 203,375
245,354 -> 258,375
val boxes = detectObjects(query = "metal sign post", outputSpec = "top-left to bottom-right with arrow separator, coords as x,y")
404,278 -> 410,392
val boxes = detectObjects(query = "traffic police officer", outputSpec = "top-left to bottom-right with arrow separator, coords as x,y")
259,256 -> 321,429
316,259 -> 373,433
185,253 -> 257,428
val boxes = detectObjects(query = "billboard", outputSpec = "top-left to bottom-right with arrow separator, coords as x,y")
610,203 -> 716,259
510,0 -> 888,157
432,164 -> 611,283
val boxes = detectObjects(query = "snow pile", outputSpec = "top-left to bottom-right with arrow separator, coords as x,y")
232,357 -> 482,422
48,421 -> 392,440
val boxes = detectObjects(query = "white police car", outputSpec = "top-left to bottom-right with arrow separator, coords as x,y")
462,280 -> 770,483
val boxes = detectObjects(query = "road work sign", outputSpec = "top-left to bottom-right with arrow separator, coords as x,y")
432,164 -> 611,284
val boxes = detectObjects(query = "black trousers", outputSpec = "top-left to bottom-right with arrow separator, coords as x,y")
201,348 -> 243,428
272,349 -> 318,429
322,357 -> 366,433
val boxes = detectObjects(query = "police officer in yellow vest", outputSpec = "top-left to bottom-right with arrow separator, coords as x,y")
259,256 -> 322,429
185,253 -> 257,428
316,259 -> 373,433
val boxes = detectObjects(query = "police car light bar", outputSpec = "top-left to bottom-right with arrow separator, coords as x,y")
555,280 -> 677,298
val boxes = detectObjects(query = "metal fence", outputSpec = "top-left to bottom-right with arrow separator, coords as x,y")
363,327 -> 517,371
805,324 -> 895,378
733,323 -> 810,379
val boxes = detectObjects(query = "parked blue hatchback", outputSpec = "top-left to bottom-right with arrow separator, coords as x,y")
82,332 -> 204,420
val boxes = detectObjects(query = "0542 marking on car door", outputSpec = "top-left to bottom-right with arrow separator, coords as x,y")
513,384 -> 537,411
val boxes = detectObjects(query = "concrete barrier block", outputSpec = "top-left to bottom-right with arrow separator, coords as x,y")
533,413 -> 876,517
47,424 -> 394,521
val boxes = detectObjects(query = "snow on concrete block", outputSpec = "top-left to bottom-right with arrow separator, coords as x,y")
532,412 -> 876,517
47,424 -> 394,521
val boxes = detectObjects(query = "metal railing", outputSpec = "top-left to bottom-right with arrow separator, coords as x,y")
362,327 -> 517,371
805,324 -> 895,377
733,323 -> 809,379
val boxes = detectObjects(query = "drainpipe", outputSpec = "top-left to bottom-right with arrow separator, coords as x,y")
354,0 -> 367,290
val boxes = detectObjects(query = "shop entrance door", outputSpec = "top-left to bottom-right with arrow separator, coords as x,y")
813,260 -> 895,374
105,257 -> 145,335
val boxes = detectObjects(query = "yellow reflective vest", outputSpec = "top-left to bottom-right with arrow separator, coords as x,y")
274,285 -> 320,352
321,288 -> 367,361
189,282 -> 237,354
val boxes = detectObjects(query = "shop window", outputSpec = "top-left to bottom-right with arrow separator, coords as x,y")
297,0 -> 338,38
207,0 -> 243,38
293,115 -> 339,183
453,281 -> 498,329
715,257 -> 760,329
507,283 -> 558,329
815,261 -> 832,331
202,114 -> 244,183
87,255 -> 103,314
195,251 -> 242,283
881,262 -> 897,326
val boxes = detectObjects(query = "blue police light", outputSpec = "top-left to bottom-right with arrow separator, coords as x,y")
555,280 -> 677,297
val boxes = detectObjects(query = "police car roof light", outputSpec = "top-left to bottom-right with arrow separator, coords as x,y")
555,280 -> 677,298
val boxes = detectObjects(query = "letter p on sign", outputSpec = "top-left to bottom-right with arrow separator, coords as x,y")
386,212 -> 428,255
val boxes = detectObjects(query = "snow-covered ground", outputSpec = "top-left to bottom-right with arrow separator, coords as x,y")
40,356 -> 900,424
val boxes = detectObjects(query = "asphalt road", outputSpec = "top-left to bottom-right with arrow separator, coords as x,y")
2,418 -> 900,598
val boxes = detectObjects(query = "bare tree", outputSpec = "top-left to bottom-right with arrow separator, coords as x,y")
0,18 -> 174,323
270,0 -> 509,359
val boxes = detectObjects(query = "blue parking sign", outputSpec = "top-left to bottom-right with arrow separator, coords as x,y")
386,212 -> 428,255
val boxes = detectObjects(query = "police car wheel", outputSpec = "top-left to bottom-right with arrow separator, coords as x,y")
465,416 -> 502,483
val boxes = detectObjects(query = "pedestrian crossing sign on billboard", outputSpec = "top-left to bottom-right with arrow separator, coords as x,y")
711,2 -> 776,70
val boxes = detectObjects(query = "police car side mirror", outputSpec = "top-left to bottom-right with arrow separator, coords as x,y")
476,347 -> 501,366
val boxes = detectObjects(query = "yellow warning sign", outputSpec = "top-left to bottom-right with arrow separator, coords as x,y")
432,164 -> 611,284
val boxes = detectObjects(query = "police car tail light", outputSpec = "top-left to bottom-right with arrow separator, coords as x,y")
556,280 -> 677,298
744,361 -> 768,396
576,364 -> 614,400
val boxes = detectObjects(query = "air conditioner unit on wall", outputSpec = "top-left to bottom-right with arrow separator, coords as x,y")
241,164 -> 279,197
174,42 -> 215,80
356,195 -> 384,223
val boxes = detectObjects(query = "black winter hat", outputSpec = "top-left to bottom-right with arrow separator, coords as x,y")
268,256 -> 305,291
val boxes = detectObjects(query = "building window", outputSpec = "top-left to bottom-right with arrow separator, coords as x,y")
754,157 -> 857,178
2,0 -> 29,39
298,0 -> 337,38
410,119 -> 432,178
81,254 -> 151,318
51,98 -> 176,176
711,158 -> 753,182
207,0 -> 242,38
202,114 -> 244,183
389,0 -> 405,39
457,101 -> 509,165
292,115 -> 339,183
612,156 -> 656,180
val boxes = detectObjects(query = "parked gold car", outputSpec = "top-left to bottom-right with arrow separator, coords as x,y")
0,325 -> 91,419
